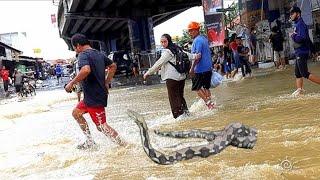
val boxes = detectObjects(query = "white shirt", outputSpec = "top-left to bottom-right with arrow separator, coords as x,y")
145,49 -> 197,81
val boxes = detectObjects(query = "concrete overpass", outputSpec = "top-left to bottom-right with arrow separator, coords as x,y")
57,0 -> 202,54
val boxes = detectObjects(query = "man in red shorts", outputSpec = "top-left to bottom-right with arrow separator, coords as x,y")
65,34 -> 126,149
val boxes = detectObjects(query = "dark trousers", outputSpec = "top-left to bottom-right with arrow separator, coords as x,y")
295,54 -> 310,78
240,58 -> 252,77
3,80 -> 9,92
166,79 -> 188,118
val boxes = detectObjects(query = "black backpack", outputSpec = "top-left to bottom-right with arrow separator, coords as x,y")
168,47 -> 191,74
307,37 -> 316,54
304,30 -> 316,54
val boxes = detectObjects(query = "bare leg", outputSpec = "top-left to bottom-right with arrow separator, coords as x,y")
275,61 -> 280,69
231,69 -> 238,78
197,88 -> 214,109
203,89 -> 212,102
296,78 -> 303,89
253,55 -> 257,64
197,89 -> 208,102
72,108 -> 93,141
281,58 -> 286,69
308,74 -> 320,84
292,78 -> 305,96
98,123 -> 127,146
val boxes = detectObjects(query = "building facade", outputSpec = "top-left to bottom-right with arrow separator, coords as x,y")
237,0 -> 317,62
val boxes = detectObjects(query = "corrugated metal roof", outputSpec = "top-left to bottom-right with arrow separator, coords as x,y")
0,41 -> 22,53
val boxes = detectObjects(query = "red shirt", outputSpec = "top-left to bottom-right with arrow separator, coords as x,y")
0,69 -> 9,81
229,41 -> 238,52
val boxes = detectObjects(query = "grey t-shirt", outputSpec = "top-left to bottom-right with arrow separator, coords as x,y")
14,73 -> 23,85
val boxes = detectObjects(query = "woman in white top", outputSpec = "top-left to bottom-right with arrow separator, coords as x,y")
143,34 -> 198,118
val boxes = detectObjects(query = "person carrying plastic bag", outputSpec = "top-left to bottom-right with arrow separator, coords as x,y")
211,70 -> 223,88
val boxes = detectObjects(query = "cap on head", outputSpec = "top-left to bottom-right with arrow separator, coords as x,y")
290,6 -> 301,14
188,22 -> 200,30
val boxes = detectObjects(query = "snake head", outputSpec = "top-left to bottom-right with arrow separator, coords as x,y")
127,109 -> 148,130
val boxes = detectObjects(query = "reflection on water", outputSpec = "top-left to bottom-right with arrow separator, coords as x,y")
0,63 -> 320,179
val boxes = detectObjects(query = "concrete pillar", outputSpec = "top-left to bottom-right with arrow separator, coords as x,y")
298,0 -> 313,26
128,17 -> 155,52
99,41 -> 108,54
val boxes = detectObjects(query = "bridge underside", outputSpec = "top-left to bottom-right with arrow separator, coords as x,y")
58,0 -> 201,53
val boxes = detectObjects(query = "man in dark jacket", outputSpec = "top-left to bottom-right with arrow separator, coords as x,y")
290,6 -> 320,96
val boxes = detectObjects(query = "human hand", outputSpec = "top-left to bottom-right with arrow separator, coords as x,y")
64,82 -> 73,93
289,32 -> 296,37
189,68 -> 195,77
143,73 -> 148,80
195,53 -> 201,60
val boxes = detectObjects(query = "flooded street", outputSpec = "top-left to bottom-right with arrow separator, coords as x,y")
1,63 -> 320,179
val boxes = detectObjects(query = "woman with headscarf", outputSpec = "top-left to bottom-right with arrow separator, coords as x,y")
143,34 -> 199,118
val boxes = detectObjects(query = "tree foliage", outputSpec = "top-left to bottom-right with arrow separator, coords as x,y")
175,22 -> 207,47
224,2 -> 239,28
174,3 -> 239,47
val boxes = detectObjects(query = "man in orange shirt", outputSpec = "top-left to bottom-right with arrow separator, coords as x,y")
0,66 -> 10,96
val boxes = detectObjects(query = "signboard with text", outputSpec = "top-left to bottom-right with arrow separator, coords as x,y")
202,0 -> 222,15
202,0 -> 224,47
204,14 -> 225,47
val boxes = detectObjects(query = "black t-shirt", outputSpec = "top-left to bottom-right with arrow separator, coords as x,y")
223,46 -> 232,64
78,49 -> 113,107
269,32 -> 284,51
237,45 -> 249,61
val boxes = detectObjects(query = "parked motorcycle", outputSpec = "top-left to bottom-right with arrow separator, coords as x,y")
20,78 -> 36,97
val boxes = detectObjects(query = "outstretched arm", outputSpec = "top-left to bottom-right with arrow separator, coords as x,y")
65,65 -> 90,92
144,50 -> 171,79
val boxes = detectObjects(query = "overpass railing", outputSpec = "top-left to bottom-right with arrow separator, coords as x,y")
137,52 -> 157,74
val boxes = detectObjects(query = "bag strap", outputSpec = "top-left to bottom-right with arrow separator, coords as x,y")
167,46 -> 183,72
168,57 -> 182,74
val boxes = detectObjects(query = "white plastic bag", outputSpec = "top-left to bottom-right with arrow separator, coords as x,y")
211,71 -> 223,88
